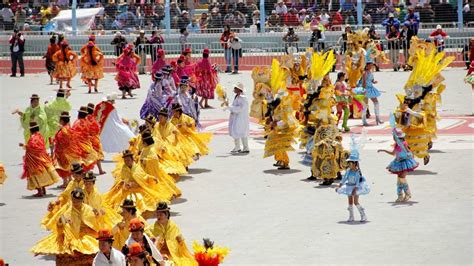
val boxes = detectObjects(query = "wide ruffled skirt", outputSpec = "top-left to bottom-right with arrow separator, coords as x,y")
53,61 -> 77,80
337,182 -> 370,196
116,70 -> 140,90
31,226 -> 98,256
81,63 -> 104,80
264,129 -> 296,158
387,158 -> 419,174
26,165 -> 60,190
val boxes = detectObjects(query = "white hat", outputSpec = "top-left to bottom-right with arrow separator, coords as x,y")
106,93 -> 117,101
139,29 -> 145,34
234,82 -> 245,93
388,13 -> 394,18
182,10 -> 189,14
436,24 -> 442,30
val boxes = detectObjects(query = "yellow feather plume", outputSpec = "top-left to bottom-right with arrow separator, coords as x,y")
215,84 -> 226,101
310,50 -> 336,82
270,58 -> 282,93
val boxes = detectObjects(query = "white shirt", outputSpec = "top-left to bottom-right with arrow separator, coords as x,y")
1,8 -> 14,22
92,248 -> 126,266
226,94 -> 249,139
275,4 -> 287,15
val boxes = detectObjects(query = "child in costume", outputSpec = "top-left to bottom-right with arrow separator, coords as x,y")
464,61 -> 474,115
336,134 -> 370,222
378,119 -> 419,202
359,61 -> 383,126
334,72 -> 351,132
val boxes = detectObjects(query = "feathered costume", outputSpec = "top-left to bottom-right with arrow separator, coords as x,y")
193,239 -> 229,266
250,66 -> 272,123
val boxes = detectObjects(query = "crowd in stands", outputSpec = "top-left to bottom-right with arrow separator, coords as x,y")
0,0 -> 474,32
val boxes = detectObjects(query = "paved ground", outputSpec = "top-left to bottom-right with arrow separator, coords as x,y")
0,69 -> 472,265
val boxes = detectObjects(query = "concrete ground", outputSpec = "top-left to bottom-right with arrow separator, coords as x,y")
0,68 -> 472,265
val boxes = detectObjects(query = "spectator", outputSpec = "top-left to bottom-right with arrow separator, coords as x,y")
236,0 -> 247,16
267,10 -> 281,28
298,9 -> 308,24
208,0 -> 220,13
14,6 -> 26,30
176,10 -> 190,29
399,22 -> 414,70
187,18 -> 201,33
420,3 -> 435,23
1,4 -> 15,31
345,11 -> 355,25
179,28 -> 189,52
429,25 -> 449,52
283,27 -> 300,54
404,6 -> 419,36
386,25 -> 400,71
170,2 -> 181,18
9,29 -> 25,77
104,0 -> 118,18
229,32 -> 242,74
199,12 -> 209,31
231,10 -> 247,28
220,25 -> 233,73
110,31 -> 127,57
291,0 -> 304,11
134,30 -> 149,74
463,1 -> 470,13
363,10 -> 372,25
309,25 -> 325,52
275,0 -> 288,15
337,24 -> 353,55
284,8 -> 300,27
208,8 -> 223,29
149,30 -> 164,63
382,13 -> 400,34
252,10 -> 261,28
331,10 -> 344,29
398,4 -> 407,21
318,9 -> 330,29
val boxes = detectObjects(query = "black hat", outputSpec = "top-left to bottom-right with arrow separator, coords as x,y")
120,198 -> 136,208
57,88 -> 66,97
144,114 -> 155,124
60,111 -> 70,118
29,121 -> 40,130
154,71 -> 164,79
71,187 -> 85,200
30,94 -> 40,100
71,163 -> 83,174
78,106 -> 88,114
141,131 -> 153,141
138,124 -> 149,133
122,149 -> 134,158
156,202 -> 170,212
87,103 -> 95,112
84,171 -> 96,182
171,103 -> 182,111
158,108 -> 168,117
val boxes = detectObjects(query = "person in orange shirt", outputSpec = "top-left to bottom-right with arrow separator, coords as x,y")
80,36 -> 104,93
44,35 -> 60,84
86,103 -> 106,175
52,40 -> 77,89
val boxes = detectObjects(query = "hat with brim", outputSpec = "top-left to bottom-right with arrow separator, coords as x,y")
128,218 -> 145,232
96,229 -> 114,241
158,108 -> 168,117
57,88 -> 66,97
78,106 -> 88,114
122,149 -> 134,158
29,121 -> 39,130
144,114 -> 155,124
141,131 -> 153,141
127,242 -> 146,257
106,93 -> 117,102
71,163 -> 83,174
234,82 -> 245,93
120,198 -> 136,208
84,171 -> 96,182
71,187 -> 85,200
154,71 -> 164,80
60,111 -> 70,118
156,202 -> 170,212
30,94 -> 40,100
172,103 -> 182,112
346,150 -> 360,162
87,103 -> 95,112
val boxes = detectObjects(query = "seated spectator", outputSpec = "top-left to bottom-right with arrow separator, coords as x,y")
420,3 -> 435,23
236,0 -> 247,16
199,12 -> 209,31
252,10 -> 260,26
298,9 -> 308,24
170,1 -> 181,17
382,13 -> 400,34
275,0 -> 287,15
319,9 -> 330,29
267,10 -> 281,28
208,0 -> 220,13
292,0 -> 304,11
177,10 -> 190,29
187,18 -> 201,33
284,8 -> 300,27
331,10 -> 344,29
208,8 -> 223,29
232,10 -> 246,28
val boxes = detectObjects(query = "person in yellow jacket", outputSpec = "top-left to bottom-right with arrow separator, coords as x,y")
103,150 -> 171,219
31,188 -> 101,265
170,103 -> 212,158
140,131 -> 182,199
152,202 -> 197,266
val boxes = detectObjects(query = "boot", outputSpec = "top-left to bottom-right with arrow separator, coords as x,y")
356,204 -> 367,222
240,137 -> 249,153
374,102 -> 384,125
347,206 -> 354,222
361,107 -> 369,126
341,107 -> 350,132
396,194 -> 405,202
231,138 -> 241,153
403,184 -> 412,202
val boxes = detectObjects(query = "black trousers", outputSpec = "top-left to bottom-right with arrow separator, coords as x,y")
11,51 -> 25,75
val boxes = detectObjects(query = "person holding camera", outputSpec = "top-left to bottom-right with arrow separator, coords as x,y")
9,29 -> 25,77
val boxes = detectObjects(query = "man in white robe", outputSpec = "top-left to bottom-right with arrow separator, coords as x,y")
225,82 -> 250,154
93,94 -> 135,153
93,229 -> 126,266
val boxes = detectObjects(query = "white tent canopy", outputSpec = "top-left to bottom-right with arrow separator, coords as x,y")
51,7 -> 104,32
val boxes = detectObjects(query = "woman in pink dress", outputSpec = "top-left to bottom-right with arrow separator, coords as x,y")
115,44 -> 141,99
151,48 -> 166,79
194,48 -> 218,109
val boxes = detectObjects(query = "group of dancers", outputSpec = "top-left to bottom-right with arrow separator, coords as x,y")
9,81 -> 229,264
245,30 -> 453,221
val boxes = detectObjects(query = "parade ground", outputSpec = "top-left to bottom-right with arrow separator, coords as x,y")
0,69 -> 472,265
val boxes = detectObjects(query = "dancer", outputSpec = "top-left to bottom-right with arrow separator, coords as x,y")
359,61 -> 383,126
151,49 -> 166,78
80,41 -> 104,93
334,72 -> 351,132
86,103 -> 106,175
115,44 -> 140,99
464,61 -> 474,115
52,40 -> 77,89
378,126 -> 418,202
13,94 -> 49,146
94,94 -> 135,153
336,135 -> 370,222
20,121 -> 60,197
194,48 -> 218,109
52,111 -> 84,188
224,82 -> 249,154
93,229 -> 126,266
72,106 -> 98,172
140,72 -> 165,119
122,218 -> 164,264
44,35 -> 60,85
152,202 -> 197,265
45,88 -> 72,147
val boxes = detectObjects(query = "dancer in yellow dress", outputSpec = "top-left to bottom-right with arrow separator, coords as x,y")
140,131 -> 182,198
20,121 -> 60,197
103,150 -> 171,219
152,202 -> 197,265
170,103 -> 212,157
31,188 -> 101,266
112,199 -> 152,251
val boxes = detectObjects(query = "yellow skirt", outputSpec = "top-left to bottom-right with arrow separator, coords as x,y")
27,165 -> 60,190
405,128 -> 431,158
31,226 -> 98,255
264,129 -> 296,158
